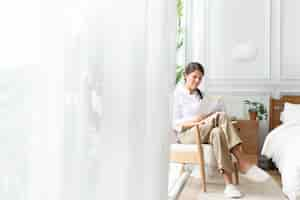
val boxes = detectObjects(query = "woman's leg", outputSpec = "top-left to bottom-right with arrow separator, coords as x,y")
177,121 -> 213,144
179,114 -> 241,176
222,170 -> 233,185
178,120 -> 236,182
209,127 -> 235,182
210,127 -> 243,198
216,112 -> 242,149
231,143 -> 270,182
216,112 -> 253,172
231,144 -> 252,173
178,119 -> 243,197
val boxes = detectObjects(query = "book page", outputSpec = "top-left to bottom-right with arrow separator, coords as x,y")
199,96 -> 226,114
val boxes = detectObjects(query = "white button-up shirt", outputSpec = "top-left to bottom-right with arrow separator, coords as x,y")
172,84 -> 203,132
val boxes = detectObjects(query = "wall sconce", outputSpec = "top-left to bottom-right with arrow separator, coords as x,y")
232,41 -> 258,62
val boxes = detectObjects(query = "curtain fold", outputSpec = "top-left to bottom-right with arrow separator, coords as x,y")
26,0 -> 176,200
95,0 -> 176,200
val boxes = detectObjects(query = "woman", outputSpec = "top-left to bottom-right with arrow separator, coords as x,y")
173,62 -> 269,198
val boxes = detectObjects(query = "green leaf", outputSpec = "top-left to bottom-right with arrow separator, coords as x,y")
243,100 -> 268,120
176,65 -> 184,84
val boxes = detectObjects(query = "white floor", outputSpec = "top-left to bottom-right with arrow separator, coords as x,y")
168,163 -> 287,200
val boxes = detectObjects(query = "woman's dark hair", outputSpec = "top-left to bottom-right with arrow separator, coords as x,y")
184,62 -> 205,99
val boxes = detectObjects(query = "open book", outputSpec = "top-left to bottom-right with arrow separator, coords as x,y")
198,96 -> 226,115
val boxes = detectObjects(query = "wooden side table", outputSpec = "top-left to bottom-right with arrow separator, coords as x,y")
233,120 -> 259,164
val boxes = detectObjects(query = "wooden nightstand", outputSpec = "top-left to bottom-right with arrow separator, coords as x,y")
233,120 -> 259,164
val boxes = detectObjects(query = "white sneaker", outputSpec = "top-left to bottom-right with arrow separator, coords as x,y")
224,184 -> 243,199
241,165 -> 270,182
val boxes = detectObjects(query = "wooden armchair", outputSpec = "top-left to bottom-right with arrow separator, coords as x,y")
169,123 -> 239,192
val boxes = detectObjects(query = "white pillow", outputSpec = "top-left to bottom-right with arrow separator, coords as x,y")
281,102 -> 300,123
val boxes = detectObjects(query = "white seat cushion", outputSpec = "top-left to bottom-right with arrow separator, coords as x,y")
170,143 -> 237,166
170,144 -> 217,167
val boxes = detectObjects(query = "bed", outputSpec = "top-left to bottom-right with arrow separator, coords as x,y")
261,96 -> 300,199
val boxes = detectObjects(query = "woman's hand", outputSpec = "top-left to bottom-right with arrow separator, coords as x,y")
193,112 -> 214,122
193,113 -> 206,122
179,112 -> 217,131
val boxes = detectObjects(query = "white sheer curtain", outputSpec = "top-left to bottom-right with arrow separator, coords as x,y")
0,0 -> 40,200
94,1 -> 176,199
185,0 -> 207,91
1,0 -> 176,200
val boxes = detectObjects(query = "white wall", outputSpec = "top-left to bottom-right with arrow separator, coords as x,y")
186,0 -> 300,117
187,0 -> 300,95
208,0 -> 270,80
186,0 -> 300,153
281,0 -> 300,80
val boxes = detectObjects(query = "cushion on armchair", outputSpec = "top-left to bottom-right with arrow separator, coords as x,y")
170,144 -> 217,167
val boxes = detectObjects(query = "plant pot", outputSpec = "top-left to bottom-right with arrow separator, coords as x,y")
248,111 -> 257,120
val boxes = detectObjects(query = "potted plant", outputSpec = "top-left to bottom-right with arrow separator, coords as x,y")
243,100 -> 268,120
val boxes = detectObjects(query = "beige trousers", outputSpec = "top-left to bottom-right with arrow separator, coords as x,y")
178,112 -> 242,174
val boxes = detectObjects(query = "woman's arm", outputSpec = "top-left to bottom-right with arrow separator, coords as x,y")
179,112 -> 215,130
173,88 -> 216,132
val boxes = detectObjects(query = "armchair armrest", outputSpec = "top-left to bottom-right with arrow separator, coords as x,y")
189,121 -> 206,127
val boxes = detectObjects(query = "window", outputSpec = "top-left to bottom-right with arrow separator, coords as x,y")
176,0 -> 186,84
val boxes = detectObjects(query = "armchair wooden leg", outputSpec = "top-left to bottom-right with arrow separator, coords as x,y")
195,125 -> 207,192
199,161 -> 207,192
233,162 -> 239,185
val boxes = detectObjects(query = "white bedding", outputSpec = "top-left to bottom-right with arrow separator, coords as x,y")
261,121 -> 300,199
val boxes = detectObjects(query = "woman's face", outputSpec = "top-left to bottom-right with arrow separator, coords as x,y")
184,70 -> 203,91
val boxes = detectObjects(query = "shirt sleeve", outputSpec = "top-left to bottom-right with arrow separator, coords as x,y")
172,90 -> 186,132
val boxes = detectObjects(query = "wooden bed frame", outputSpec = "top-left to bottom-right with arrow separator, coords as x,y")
269,95 -> 300,131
